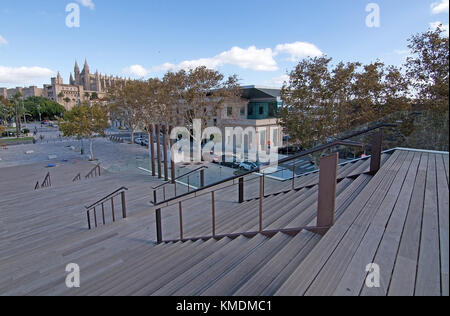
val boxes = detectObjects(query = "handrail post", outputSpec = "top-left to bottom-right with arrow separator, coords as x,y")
153,190 -> 157,204
369,130 -> 383,175
94,207 -> 97,228
121,191 -> 127,219
316,153 -> 338,235
238,177 -> 244,203
111,198 -> 115,222
87,211 -> 91,230
292,160 -> 296,190
101,203 -> 106,225
259,175 -> 264,232
179,202 -> 183,240
156,208 -> 163,244
211,191 -> 216,237
187,176 -> 190,192
200,169 -> 205,188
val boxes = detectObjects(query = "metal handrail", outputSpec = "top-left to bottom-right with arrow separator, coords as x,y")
73,173 -> 81,182
152,165 -> 208,190
85,163 -> 101,179
152,124 -> 392,244
85,187 -> 128,210
85,187 -> 129,230
153,124 -> 394,207
153,140 -> 363,208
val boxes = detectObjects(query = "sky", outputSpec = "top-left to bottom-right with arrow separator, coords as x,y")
0,0 -> 449,89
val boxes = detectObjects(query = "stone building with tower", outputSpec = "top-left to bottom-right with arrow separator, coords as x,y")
44,60 -> 125,110
1,60 -> 125,110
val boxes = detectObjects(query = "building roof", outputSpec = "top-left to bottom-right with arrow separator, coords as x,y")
240,85 -> 281,100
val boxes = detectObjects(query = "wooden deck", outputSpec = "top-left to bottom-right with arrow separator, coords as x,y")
276,150 -> 449,296
0,149 -> 447,296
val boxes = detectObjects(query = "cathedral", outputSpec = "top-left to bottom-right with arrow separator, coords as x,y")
44,60 -> 125,110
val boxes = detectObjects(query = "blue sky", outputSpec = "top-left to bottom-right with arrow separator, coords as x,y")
0,0 -> 448,88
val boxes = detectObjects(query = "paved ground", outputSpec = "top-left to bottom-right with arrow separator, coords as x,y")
0,123 -> 237,188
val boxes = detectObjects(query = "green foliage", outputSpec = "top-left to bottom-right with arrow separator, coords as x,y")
59,103 -> 109,139
280,57 -> 410,147
24,97 -> 66,120
59,103 -> 109,160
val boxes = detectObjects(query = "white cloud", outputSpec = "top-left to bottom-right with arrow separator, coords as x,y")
76,0 -> 95,10
430,21 -> 449,36
123,64 -> 149,77
394,49 -> 409,55
275,42 -> 323,62
155,46 -> 279,72
267,74 -> 290,87
0,66 -> 55,85
0,35 -> 7,46
431,0 -> 449,14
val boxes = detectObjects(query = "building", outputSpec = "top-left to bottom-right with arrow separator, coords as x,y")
1,60 -> 124,110
45,60 -> 124,110
0,86 -> 44,99
219,85 -> 284,153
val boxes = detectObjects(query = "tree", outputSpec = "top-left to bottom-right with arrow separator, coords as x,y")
90,92 -> 99,100
0,96 -> 13,124
108,80 -> 144,144
24,97 -> 66,120
59,103 -> 109,161
63,97 -> 71,109
405,25 -> 449,150
280,57 -> 410,147
181,67 -> 241,133
10,93 -> 28,138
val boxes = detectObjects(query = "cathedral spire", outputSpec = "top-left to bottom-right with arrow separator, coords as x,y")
82,58 -> 90,74
74,61 -> 80,73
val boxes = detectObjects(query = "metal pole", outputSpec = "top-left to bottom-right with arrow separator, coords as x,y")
87,211 -> 91,230
156,209 -> 163,244
369,130 -> 383,175
102,203 -> 105,225
212,191 -> 216,237
200,169 -> 205,188
238,177 -> 244,203
111,198 -> 115,222
317,153 -> 338,234
121,191 -> 127,219
259,175 -> 263,232
179,202 -> 183,240
170,126 -> 176,184
292,160 -> 296,190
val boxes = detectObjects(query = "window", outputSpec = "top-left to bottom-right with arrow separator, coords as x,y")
259,106 -> 264,115
227,107 -> 233,117
240,106 -> 245,116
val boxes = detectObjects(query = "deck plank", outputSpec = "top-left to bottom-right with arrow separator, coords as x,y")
305,152 -> 415,296
416,154 -> 441,296
275,151 -> 405,296
334,152 -> 420,296
388,154 -> 428,296
436,154 -> 449,296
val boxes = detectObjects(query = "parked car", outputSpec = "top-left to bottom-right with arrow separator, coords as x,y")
239,161 -> 259,171
134,137 -> 143,145
278,146 -> 303,155
218,155 -> 240,168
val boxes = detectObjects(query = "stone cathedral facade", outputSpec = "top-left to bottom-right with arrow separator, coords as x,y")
44,60 -> 124,110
